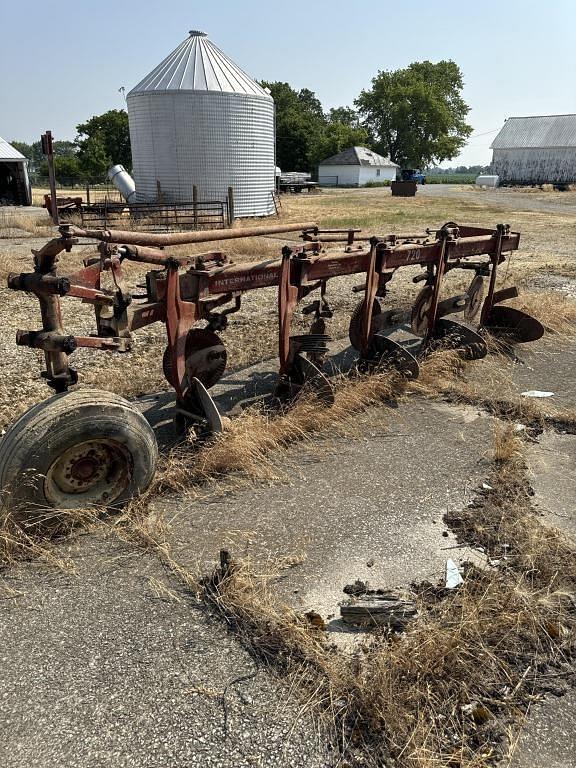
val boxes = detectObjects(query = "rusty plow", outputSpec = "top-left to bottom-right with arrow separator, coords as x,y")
1,220 -> 543,510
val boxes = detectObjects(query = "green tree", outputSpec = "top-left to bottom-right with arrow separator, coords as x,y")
355,61 -> 472,168
53,140 -> 78,157
261,81 -> 327,171
327,107 -> 362,128
10,140 -> 44,170
310,121 -> 370,169
38,155 -> 83,184
76,109 -> 131,180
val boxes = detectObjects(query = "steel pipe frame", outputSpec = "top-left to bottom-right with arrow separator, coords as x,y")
8,222 -> 521,400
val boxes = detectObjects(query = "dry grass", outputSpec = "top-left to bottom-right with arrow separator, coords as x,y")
0,208 -> 53,238
512,290 -> 576,335
0,501 -> 102,571
0,364 -> 402,568
410,337 -> 576,437
155,370 -> 400,493
198,424 -> 576,767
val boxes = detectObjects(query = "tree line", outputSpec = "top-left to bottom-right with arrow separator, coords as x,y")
12,110 -> 131,184
11,60 -> 473,183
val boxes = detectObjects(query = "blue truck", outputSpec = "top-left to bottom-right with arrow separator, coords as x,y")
400,169 -> 427,184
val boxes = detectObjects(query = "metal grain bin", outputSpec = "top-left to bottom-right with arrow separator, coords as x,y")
127,31 -> 275,217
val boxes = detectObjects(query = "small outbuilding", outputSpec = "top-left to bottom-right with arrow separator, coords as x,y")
0,136 -> 31,205
318,146 -> 398,187
491,114 -> 576,185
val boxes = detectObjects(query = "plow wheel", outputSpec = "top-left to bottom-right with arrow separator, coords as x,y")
0,389 -> 158,515
349,299 -> 381,351
482,305 -> 544,344
427,318 -> 487,360
464,275 -> 485,322
163,328 -> 227,390
411,286 -> 434,336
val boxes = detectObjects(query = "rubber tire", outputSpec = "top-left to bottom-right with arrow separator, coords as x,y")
0,389 -> 158,515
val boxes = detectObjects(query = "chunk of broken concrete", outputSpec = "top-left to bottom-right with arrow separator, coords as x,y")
341,595 -> 417,629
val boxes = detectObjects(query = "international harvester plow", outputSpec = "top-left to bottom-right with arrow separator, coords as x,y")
1,221 -> 543,512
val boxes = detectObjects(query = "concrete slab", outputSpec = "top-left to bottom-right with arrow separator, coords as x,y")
507,340 -> 576,410
463,338 -> 576,412
156,399 -> 494,622
0,536 -> 330,768
509,690 -> 576,768
526,432 -> 576,540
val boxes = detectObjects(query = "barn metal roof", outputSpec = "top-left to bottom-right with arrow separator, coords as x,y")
129,30 -> 271,99
0,136 -> 26,161
491,114 -> 576,149
319,146 -> 398,167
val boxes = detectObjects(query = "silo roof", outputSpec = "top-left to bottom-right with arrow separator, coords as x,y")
129,30 -> 271,99
0,136 -> 27,161
491,114 -> 576,149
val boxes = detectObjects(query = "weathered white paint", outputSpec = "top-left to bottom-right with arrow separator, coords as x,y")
492,148 -> 576,185
318,164 -> 397,187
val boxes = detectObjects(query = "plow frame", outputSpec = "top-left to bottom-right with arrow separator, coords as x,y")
7,220 -> 539,414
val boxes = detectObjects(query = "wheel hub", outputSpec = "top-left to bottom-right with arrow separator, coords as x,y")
45,439 -> 131,505
71,456 -> 101,482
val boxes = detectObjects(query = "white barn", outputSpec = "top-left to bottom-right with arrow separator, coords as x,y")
491,114 -> 576,185
318,146 -> 398,187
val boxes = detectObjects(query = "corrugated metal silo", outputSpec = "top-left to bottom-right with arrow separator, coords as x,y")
127,30 -> 275,218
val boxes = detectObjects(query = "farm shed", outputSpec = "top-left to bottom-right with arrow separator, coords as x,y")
127,30 -> 276,217
318,147 -> 398,187
491,114 -> 576,185
0,136 -> 31,205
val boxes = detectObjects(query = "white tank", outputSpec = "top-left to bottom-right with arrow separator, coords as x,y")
127,30 -> 275,217
475,174 -> 499,187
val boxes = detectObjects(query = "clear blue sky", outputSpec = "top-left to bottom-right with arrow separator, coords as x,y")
2,0 -> 575,166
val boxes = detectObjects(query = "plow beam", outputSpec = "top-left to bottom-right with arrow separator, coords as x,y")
60,222 -> 318,247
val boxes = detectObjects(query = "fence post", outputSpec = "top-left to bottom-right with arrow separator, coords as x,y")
227,186 -> 235,226
193,185 -> 198,230
41,131 -> 59,225
156,179 -> 164,204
